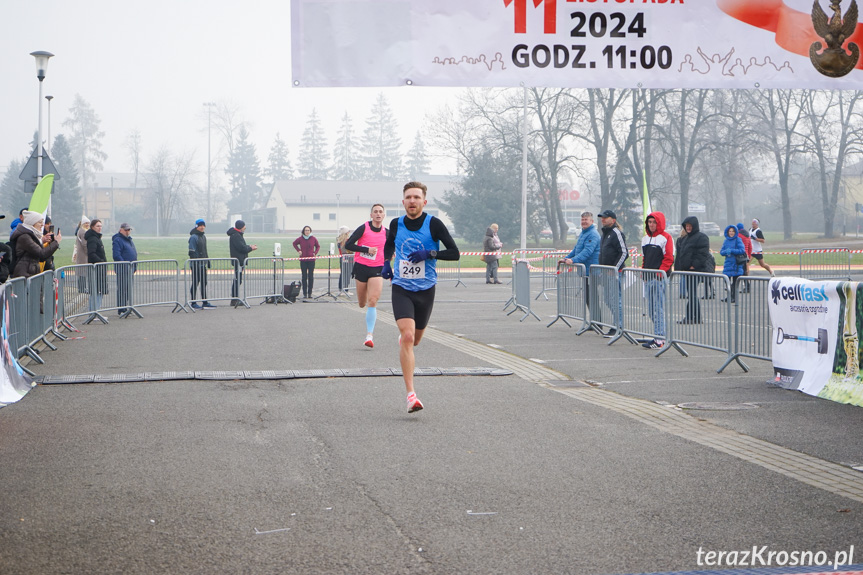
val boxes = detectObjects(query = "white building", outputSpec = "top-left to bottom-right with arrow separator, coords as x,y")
247,177 -> 457,234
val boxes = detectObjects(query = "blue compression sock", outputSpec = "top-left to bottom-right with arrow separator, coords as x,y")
366,306 -> 377,333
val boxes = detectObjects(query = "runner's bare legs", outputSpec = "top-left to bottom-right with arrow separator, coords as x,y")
397,318 -> 424,394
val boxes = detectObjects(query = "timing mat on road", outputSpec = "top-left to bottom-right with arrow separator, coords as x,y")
35,367 -> 514,385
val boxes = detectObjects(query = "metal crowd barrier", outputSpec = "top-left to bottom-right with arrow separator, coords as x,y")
242,256 -> 288,306
183,258 -> 239,309
535,251 -> 568,300
503,250 -> 527,311
722,275 -> 772,372
507,260 -> 539,321
588,265 -> 623,338
339,254 -> 355,297
547,262 -> 588,332
618,268 -> 678,351
126,260 -> 185,313
4,278 -> 27,364
660,272 -> 739,369
20,271 -> 56,363
799,248 -> 851,280
435,258 -> 466,287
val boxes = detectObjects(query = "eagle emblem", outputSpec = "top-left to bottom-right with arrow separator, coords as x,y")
810,0 -> 860,77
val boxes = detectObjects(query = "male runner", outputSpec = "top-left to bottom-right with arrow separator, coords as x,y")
382,182 -> 460,413
345,204 -> 387,348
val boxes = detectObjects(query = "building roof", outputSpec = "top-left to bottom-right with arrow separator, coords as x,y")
268,176 -> 458,207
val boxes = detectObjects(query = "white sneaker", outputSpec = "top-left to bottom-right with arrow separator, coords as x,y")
364,334 -> 374,348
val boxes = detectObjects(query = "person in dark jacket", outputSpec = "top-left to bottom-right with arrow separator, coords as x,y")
292,225 -> 320,300
674,216 -> 712,324
11,211 -> 61,279
482,224 -> 503,284
597,209 -> 628,337
85,219 -> 108,311
112,223 -> 138,315
188,219 -> 214,309
720,224 -> 746,303
0,242 -> 11,283
227,220 -> 257,306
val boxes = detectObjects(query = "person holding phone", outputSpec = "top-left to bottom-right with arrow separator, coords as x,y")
11,211 -> 61,279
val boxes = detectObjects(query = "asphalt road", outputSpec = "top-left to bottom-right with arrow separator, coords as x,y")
1,276 -> 862,575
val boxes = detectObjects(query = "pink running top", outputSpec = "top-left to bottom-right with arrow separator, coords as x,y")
354,221 -> 387,268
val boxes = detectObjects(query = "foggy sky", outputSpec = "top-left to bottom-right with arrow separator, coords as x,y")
0,0 -> 459,183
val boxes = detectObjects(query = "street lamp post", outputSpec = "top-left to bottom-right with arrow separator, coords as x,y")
45,95 -> 53,155
336,193 -> 340,231
31,51 -> 54,214
204,102 -> 215,224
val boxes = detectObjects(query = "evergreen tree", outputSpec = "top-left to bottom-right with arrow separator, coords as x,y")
49,134 -> 83,229
264,132 -> 293,186
61,94 -> 107,214
405,132 -> 430,179
331,112 -> 362,180
360,94 -> 402,180
225,125 -> 263,214
437,148 -> 531,244
297,109 -> 330,180
0,159 -> 26,223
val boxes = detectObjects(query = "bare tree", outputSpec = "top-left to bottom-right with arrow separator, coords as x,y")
62,94 -> 107,215
143,146 -> 196,236
745,89 -> 806,240
124,129 -> 143,191
799,90 -> 863,237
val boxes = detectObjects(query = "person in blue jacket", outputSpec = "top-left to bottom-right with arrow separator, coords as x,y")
560,211 -> 600,306
719,224 -> 746,303
112,223 -> 138,315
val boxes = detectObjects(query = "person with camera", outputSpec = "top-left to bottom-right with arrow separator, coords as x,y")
10,211 -> 61,279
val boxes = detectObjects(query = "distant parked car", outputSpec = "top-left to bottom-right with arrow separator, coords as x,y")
666,224 -> 682,236
702,222 -> 722,236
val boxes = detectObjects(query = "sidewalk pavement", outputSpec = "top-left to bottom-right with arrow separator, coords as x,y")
1,276 -> 862,575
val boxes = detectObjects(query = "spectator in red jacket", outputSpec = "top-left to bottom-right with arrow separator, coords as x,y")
641,211 -> 674,349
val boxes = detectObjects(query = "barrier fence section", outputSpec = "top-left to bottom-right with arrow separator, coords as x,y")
24,271 -> 57,362
723,275 -> 772,372
56,265 -> 95,323
799,248 -> 851,280
183,258 -> 239,308
4,278 -> 26,362
547,262 -> 588,332
507,260 -> 540,321
618,268 -> 677,350
127,260 -> 185,313
588,265 -> 623,337
535,251 -> 568,301
659,272 -> 739,370
435,258 -> 466,287
242,256 -> 287,305
339,254 -> 354,297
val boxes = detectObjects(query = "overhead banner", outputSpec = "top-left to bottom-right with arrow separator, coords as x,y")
769,278 -> 863,407
291,0 -> 863,89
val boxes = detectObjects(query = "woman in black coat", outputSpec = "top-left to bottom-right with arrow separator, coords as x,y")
85,219 -> 109,310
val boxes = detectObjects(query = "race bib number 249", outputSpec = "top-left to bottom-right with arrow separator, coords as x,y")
399,259 -> 425,279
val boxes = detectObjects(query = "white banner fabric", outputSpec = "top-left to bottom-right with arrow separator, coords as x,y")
768,278 -> 863,407
291,0 -> 863,89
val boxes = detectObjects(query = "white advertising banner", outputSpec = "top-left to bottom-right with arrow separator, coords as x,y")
291,0 -> 863,89
769,278 -> 863,407
0,292 -> 34,406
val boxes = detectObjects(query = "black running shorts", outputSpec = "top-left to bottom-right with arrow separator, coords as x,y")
751,253 -> 764,261
391,284 -> 436,330
352,263 -> 383,283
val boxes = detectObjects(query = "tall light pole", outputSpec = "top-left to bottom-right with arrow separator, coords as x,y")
31,51 -> 54,215
45,95 -> 54,155
203,102 -> 215,224
336,193 -> 341,231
